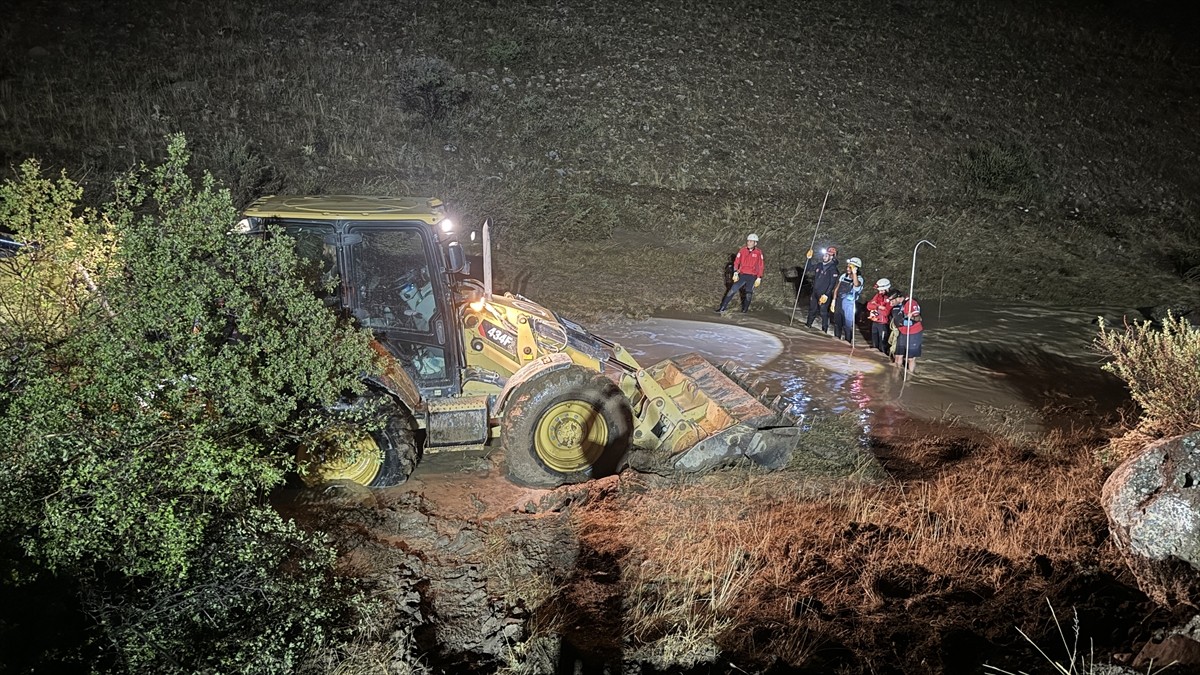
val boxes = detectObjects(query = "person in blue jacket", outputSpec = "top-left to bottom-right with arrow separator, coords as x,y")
831,256 -> 864,344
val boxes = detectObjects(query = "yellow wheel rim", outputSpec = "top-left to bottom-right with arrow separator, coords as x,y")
299,432 -> 382,486
534,400 -> 608,473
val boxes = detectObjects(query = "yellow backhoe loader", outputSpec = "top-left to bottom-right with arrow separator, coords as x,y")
236,195 -> 800,488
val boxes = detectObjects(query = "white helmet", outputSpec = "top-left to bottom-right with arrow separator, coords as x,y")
746,233 -> 759,242
847,257 -> 862,268
875,278 -> 891,291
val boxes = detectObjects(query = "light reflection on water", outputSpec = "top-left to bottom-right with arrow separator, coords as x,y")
600,302 -> 1135,434
604,316 -> 887,426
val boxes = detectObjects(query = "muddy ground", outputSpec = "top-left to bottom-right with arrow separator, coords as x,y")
292,309 -> 1190,675
296,420 -> 1186,674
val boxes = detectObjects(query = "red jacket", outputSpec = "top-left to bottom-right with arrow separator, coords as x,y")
733,246 -> 764,277
866,292 -> 891,324
894,299 -> 923,335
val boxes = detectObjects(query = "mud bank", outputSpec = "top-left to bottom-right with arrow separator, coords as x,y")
299,306 -> 1190,674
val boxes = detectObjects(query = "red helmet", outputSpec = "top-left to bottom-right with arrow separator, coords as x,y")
825,246 -> 838,256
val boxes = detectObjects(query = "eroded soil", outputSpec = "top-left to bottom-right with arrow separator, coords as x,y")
293,418 -> 1185,674
292,311 -> 1185,674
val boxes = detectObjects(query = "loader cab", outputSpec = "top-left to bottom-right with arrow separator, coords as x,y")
343,222 -> 461,396
239,196 -> 466,399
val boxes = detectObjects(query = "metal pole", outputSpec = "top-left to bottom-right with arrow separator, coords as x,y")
789,190 -> 830,327
904,239 -> 936,383
938,270 -> 945,321
482,218 -> 493,301
843,298 -> 855,372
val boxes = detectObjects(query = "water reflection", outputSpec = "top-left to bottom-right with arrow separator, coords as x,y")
600,301 -> 1135,434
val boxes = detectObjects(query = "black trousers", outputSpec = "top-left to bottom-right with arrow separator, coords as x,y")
806,292 -> 832,330
718,274 -> 758,311
871,322 -> 889,353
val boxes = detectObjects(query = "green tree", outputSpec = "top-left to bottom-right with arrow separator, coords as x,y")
0,135 -> 378,672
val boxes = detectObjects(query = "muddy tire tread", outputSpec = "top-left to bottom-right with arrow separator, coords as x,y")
501,366 -> 632,488
368,396 -> 420,488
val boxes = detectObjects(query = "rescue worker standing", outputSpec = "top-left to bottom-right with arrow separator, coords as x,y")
831,256 -> 864,343
890,291 -> 924,373
804,246 -> 840,333
866,279 -> 893,354
716,233 -> 765,313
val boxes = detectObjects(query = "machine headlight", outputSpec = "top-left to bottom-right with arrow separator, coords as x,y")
230,218 -> 253,234
440,218 -> 455,234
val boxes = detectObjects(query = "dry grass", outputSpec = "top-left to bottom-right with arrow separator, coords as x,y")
481,525 -> 564,614
322,629 -> 430,675
574,432 -> 1107,670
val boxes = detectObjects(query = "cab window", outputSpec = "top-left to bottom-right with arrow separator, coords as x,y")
354,229 -> 437,334
284,224 -> 339,307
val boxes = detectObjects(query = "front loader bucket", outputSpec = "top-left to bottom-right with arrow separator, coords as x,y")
626,352 -> 803,475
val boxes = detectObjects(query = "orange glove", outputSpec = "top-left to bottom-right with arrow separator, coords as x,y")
806,249 -> 814,259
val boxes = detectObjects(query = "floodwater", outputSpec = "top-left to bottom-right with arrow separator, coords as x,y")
599,301 -> 1138,435
387,299 -> 1137,508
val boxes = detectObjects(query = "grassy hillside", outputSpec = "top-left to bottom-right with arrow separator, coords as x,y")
3,0 -> 1199,314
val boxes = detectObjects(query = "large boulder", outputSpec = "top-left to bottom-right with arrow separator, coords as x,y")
1102,431 -> 1200,607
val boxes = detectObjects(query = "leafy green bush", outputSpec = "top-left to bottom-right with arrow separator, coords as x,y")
0,134 -> 376,672
1096,313 -> 1200,436
88,509 -> 357,674
393,56 -> 469,123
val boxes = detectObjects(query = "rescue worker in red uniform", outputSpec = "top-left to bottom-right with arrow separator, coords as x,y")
890,292 -> 923,373
866,278 -> 894,354
716,233 -> 765,313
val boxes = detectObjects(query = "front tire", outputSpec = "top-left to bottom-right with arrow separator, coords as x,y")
501,366 -> 633,488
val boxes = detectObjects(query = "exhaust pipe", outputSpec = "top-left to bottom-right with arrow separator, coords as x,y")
482,218 -> 493,301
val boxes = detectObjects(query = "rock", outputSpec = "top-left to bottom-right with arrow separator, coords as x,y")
1177,613 -> 1200,641
1102,431 -> 1200,607
1132,305 -> 1198,329
1133,634 -> 1200,672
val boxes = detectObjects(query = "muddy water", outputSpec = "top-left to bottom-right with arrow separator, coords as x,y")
396,300 -> 1134,508
598,301 -> 1136,434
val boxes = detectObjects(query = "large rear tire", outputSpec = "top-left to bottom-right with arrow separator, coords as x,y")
300,395 -> 419,488
501,366 -> 633,488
